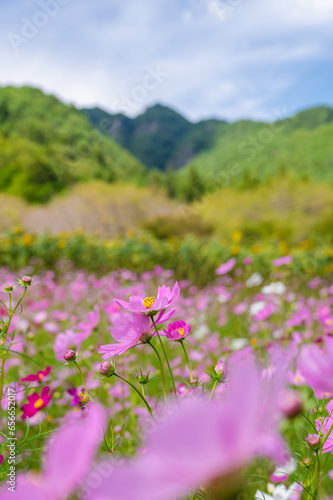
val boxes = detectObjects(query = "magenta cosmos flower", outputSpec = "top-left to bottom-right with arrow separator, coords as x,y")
163,320 -> 191,341
21,366 -> 51,383
21,386 -> 53,419
0,405 -> 105,500
113,282 -> 180,315
93,360 -> 286,500
99,309 -> 175,358
215,257 -> 236,275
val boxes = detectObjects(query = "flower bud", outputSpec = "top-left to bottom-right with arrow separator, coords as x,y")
99,361 -> 115,377
306,434 -> 321,450
133,369 -> 154,385
278,390 -> 303,418
301,458 -> 312,468
3,284 -> 13,293
214,360 -> 227,376
21,276 -> 32,286
64,349 -> 77,362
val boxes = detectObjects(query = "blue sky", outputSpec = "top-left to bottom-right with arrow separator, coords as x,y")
1,0 -> 333,121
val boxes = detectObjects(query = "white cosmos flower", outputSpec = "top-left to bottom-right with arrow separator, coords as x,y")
246,273 -> 263,288
249,301 -> 266,316
270,458 -> 297,482
262,282 -> 286,295
230,337 -> 249,350
255,483 -> 301,500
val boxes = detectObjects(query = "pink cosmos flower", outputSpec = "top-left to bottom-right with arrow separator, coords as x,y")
21,386 -> 53,419
163,320 -> 191,341
316,399 -> 333,453
21,366 -> 51,383
215,258 -> 236,275
272,255 -> 293,267
253,302 -> 276,322
93,360 -> 286,500
0,405 -> 105,500
113,282 -> 180,315
99,309 -> 175,358
76,305 -> 100,334
53,328 -> 92,361
298,340 -> 333,395
53,307 -> 100,361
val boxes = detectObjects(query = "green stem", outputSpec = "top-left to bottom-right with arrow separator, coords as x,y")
151,317 -> 178,399
180,340 -> 193,380
74,361 -> 91,399
11,287 -> 27,317
114,374 -> 154,419
312,453 -> 320,499
209,381 -> 218,400
0,289 -> 27,406
0,294 -> 11,405
147,340 -> 167,403
0,357 -> 5,405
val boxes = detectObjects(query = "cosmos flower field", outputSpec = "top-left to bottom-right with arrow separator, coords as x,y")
0,256 -> 333,500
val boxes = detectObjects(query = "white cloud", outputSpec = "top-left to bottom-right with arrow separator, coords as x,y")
0,0 -> 333,120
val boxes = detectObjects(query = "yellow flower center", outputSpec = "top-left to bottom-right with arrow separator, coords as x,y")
38,373 -> 44,379
79,392 -> 89,404
326,319 -> 332,326
143,297 -> 155,309
34,398 -> 44,409
179,328 -> 184,336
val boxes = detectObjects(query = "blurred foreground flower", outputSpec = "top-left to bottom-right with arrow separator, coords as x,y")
298,340 -> 333,395
93,359 -> 287,500
0,405 -> 105,499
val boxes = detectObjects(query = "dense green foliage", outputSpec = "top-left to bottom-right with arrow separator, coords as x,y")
84,100 -> 333,200
2,86 -> 333,207
0,86 -> 144,202
0,230 -> 332,288
177,106 -> 333,195
83,104 -> 225,170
